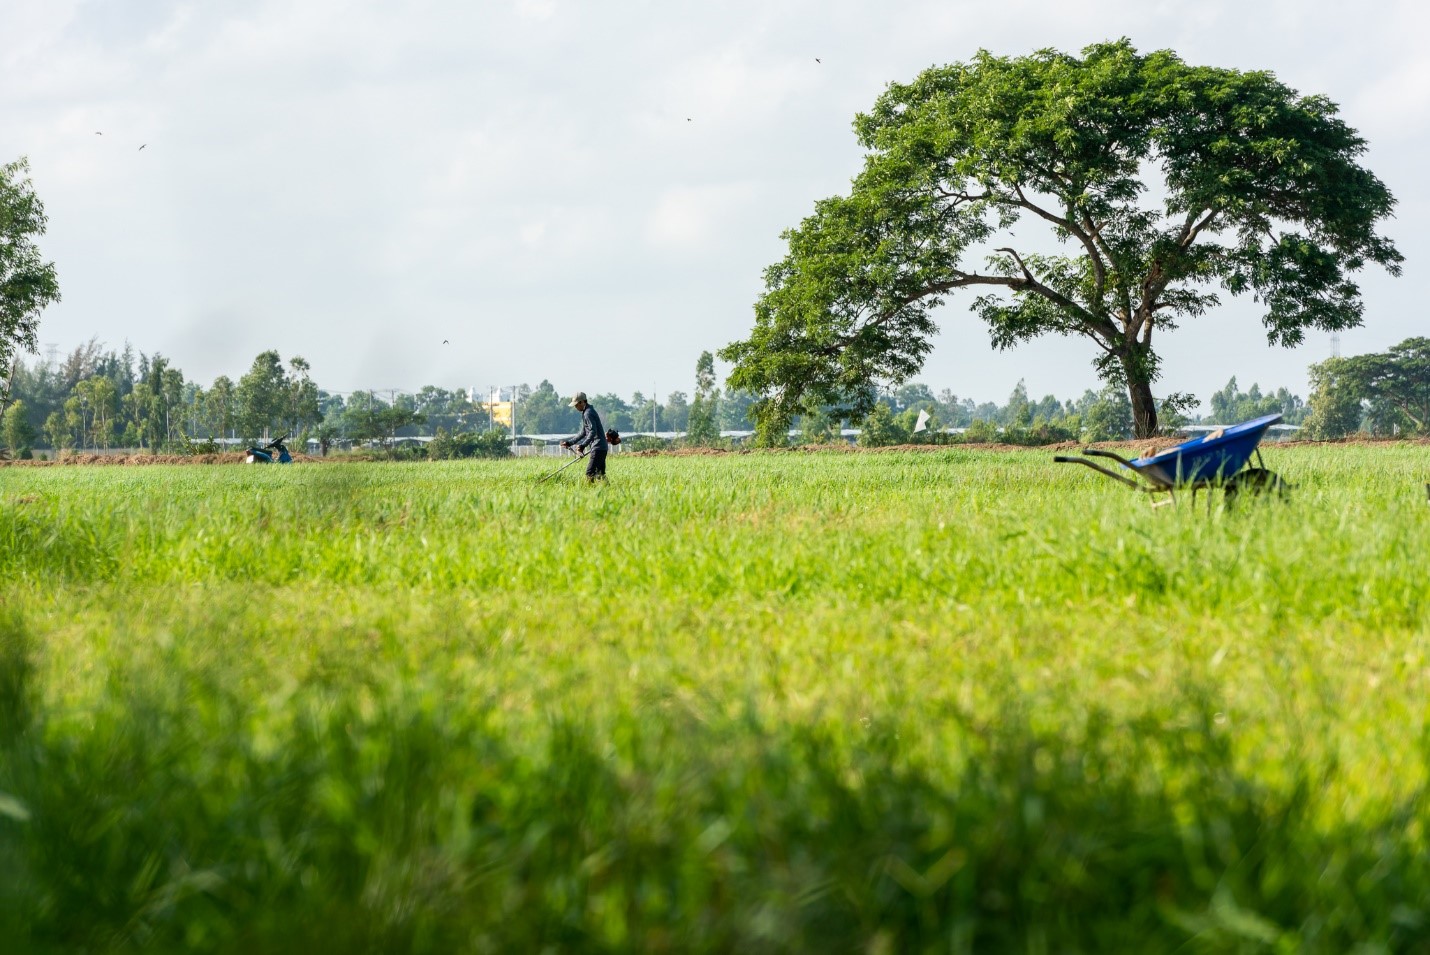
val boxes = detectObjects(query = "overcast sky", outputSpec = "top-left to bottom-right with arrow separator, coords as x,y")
3,0 -> 1426,409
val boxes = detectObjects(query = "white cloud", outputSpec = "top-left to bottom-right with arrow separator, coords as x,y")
1353,57 -> 1430,141
514,0 -> 558,22
645,183 -> 755,249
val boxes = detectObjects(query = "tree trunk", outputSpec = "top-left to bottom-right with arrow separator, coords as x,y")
1128,378 -> 1158,438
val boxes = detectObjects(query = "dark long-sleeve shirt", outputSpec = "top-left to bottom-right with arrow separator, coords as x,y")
567,404 -> 608,452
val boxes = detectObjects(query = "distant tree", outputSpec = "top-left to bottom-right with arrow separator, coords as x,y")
63,393 -> 86,450
890,382 -> 936,414
519,380 -> 580,435
70,376 -> 117,450
1208,377 -> 1301,424
236,351 -> 288,439
1001,380 -> 1032,428
591,392 -> 634,433
203,375 -> 237,440
158,366 -> 184,444
379,407 -> 425,447
687,400 -> 717,444
798,401 -> 837,444
962,418 -> 1001,443
341,391 -> 386,445
116,342 -> 137,394
631,391 -> 664,435
1337,337 -> 1430,435
2,398 -> 35,456
1301,357 -> 1363,440
717,388 -> 756,432
1081,387 -> 1134,442
686,351 -> 722,445
413,386 -> 475,434
428,427 -> 511,460
895,404 -> 941,443
1030,393 -> 1066,423
284,357 -> 321,437
858,403 -> 909,447
663,390 -> 690,432
723,41 -> 1403,438
936,389 -> 972,428
43,409 -> 68,452
1155,394 -> 1195,434
0,158 -> 61,418
123,381 -> 158,448
311,420 -> 340,456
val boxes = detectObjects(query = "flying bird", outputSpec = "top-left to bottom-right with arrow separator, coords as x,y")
686,118 -> 691,122
95,131 -> 102,135
138,145 -> 146,151
443,340 -> 449,344
815,58 -> 821,64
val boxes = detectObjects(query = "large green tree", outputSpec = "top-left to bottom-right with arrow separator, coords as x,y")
722,41 -> 1402,438
1,158 -> 61,415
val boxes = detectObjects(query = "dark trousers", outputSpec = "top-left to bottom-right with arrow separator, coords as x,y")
585,449 -> 607,481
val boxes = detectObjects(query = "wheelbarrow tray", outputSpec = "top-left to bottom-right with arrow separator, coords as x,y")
1127,413 -> 1282,486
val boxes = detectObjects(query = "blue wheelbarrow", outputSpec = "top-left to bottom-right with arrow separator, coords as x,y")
1054,413 -> 1289,504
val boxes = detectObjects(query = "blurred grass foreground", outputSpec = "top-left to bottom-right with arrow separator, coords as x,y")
2,445 -> 1430,952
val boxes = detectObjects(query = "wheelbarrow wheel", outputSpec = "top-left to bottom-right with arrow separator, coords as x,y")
1224,468 -> 1289,503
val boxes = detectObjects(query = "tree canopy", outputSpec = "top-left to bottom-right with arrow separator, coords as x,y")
721,40 -> 1402,438
1,158 -> 61,413
1304,337 -> 1430,438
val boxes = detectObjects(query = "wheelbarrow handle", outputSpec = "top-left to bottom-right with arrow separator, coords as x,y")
1081,447 -> 1140,468
1053,454 -> 1146,490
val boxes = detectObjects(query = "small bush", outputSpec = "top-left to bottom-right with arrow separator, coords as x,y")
623,435 -> 670,453
960,419 -> 1001,443
428,428 -> 511,460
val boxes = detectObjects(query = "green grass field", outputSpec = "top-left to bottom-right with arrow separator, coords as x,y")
3,445 -> 1429,952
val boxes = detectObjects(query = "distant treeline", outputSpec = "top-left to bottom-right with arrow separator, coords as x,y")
2,338 -> 1426,457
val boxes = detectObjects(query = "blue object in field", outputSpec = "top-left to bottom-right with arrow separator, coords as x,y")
246,446 -> 292,463
245,432 -> 293,464
1127,413 -> 1282,486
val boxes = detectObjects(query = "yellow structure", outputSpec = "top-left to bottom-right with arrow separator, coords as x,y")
480,400 -> 513,428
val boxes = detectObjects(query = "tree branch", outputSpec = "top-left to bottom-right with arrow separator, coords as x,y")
1180,208 -> 1219,248
932,185 -> 995,204
1011,183 -> 1111,315
994,248 -> 1118,348
1134,207 -> 1220,342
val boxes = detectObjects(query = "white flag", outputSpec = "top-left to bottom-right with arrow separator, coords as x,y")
914,409 -> 930,433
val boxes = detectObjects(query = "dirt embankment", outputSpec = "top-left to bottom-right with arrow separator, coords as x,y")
633,441 -> 1140,457
6,435 -> 1424,466
630,436 -> 1430,458
0,452 -> 326,467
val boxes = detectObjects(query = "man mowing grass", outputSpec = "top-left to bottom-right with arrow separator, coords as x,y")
560,391 -> 608,483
